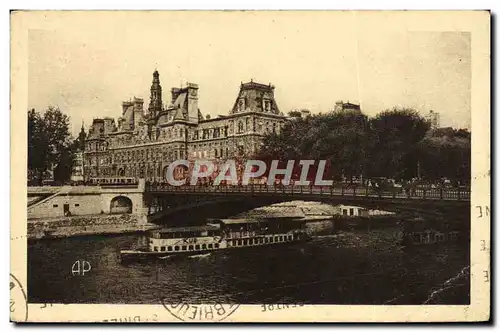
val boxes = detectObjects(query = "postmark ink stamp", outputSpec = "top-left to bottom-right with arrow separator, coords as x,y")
10,273 -> 28,322
161,301 -> 239,322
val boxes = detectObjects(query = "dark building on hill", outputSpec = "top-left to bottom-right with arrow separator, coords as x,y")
333,100 -> 362,113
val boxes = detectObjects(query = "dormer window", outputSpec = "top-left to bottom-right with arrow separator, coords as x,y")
263,100 -> 271,112
238,98 -> 245,112
237,121 -> 244,133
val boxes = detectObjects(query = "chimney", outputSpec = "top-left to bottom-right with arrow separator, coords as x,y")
122,101 -> 133,115
171,88 -> 181,103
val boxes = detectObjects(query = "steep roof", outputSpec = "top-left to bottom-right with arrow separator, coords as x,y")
173,91 -> 187,110
230,80 -> 280,115
173,107 -> 185,120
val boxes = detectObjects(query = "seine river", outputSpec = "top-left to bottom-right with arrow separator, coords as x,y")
28,214 -> 469,305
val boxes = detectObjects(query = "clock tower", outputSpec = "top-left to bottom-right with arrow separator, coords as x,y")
148,70 -> 163,117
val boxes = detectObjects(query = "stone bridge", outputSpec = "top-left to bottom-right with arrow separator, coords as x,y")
27,181 -> 470,224
144,184 -> 470,224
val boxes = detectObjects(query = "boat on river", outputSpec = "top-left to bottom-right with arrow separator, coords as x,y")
120,218 -> 310,261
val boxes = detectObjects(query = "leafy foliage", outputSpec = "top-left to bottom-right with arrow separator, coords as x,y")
367,108 -> 430,180
259,111 -> 369,181
258,107 -> 470,183
417,128 -> 471,181
28,107 -> 73,184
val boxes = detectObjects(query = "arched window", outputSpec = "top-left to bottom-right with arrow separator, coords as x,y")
238,121 -> 244,133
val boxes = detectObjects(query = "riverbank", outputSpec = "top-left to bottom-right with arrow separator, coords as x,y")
27,214 -> 158,240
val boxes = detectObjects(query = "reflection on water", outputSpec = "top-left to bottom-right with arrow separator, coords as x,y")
28,225 -> 469,304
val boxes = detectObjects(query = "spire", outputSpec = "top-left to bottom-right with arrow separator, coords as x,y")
148,69 -> 163,116
77,120 -> 87,151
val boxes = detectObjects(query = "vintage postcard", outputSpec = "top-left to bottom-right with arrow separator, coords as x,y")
11,10 -> 490,322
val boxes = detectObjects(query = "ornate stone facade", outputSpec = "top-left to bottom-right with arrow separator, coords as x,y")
84,70 -> 287,182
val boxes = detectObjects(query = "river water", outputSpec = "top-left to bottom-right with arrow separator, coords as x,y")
28,214 -> 469,305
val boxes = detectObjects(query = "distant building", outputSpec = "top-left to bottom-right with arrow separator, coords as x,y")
71,151 -> 84,183
337,205 -> 369,217
71,123 -> 86,183
426,110 -> 440,129
289,109 -> 311,119
336,205 -> 395,217
333,100 -> 361,113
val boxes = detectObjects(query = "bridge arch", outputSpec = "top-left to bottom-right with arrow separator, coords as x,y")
146,189 -> 470,225
110,195 -> 133,214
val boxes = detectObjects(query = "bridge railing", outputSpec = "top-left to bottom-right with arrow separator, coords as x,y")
145,183 -> 470,201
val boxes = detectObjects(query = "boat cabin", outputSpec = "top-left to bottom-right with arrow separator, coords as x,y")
149,224 -> 222,253
218,218 -> 306,239
151,225 -> 221,239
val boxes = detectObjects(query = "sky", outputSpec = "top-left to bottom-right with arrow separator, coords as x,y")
27,11 -> 471,136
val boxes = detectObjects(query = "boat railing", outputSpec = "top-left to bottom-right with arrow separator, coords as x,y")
225,229 -> 300,239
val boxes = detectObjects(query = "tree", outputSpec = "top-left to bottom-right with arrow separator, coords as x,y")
258,111 -> 369,182
28,109 -> 47,183
368,108 -> 430,180
53,147 -> 74,183
255,106 -> 466,184
417,128 -> 471,183
27,107 -> 73,185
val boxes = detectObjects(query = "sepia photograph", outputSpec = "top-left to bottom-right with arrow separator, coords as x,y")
10,10 -> 490,322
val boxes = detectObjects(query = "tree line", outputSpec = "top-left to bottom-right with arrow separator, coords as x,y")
28,107 -> 86,185
257,108 -> 470,184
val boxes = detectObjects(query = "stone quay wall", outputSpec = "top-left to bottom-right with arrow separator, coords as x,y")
27,213 -> 157,240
